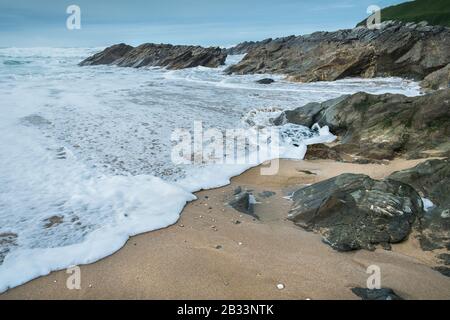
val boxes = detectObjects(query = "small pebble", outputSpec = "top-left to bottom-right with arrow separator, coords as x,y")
215,245 -> 222,249
277,283 -> 285,290
238,242 -> 243,246
179,224 -> 184,227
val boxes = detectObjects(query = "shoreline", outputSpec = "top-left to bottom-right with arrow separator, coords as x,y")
2,158 -> 450,300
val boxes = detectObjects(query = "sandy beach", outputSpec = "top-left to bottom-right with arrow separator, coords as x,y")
2,158 -> 450,300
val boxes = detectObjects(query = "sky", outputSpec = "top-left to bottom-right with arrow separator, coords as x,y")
0,0 -> 408,47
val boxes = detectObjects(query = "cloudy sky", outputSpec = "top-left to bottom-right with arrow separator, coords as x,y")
0,0 -> 407,47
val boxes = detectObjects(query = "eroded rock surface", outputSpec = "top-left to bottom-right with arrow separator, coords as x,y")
288,173 -> 423,251
80,43 -> 227,69
274,89 -> 450,161
226,21 -> 450,82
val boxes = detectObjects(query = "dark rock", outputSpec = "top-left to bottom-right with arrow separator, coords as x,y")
274,90 -> 450,160
226,21 -> 450,82
433,266 -> 450,277
228,191 -> 257,218
351,287 -> 403,300
233,186 -> 242,195
389,159 -> 450,251
80,43 -> 227,69
258,191 -> 276,198
0,232 -> 18,264
288,173 -> 423,251
256,78 -> 275,84
437,253 -> 450,265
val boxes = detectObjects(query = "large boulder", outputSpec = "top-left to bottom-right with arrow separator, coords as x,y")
226,21 -> 450,82
274,89 -> 450,160
288,173 -> 423,251
80,43 -> 227,69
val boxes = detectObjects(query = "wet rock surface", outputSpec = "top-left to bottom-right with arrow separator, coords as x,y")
288,173 -> 423,251
388,159 -> 450,273
255,78 -> 275,84
274,89 -> 450,161
80,43 -> 227,69
226,21 -> 450,82
228,189 -> 257,219
351,287 -> 403,300
420,64 -> 450,92
0,233 -> 18,265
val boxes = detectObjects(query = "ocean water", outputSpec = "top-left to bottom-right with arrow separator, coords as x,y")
0,47 -> 421,292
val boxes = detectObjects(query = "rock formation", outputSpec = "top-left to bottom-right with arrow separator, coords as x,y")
80,43 -> 227,69
288,173 -> 423,251
226,21 -> 450,82
274,89 -> 450,161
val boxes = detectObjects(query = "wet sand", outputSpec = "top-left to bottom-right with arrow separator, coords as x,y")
2,159 -> 450,299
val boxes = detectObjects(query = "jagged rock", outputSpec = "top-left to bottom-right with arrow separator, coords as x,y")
388,159 -> 450,252
304,143 -> 343,161
421,64 -> 450,92
351,287 -> 403,300
288,173 -> 423,251
226,21 -> 450,82
273,90 -> 450,160
225,39 -> 273,55
80,43 -> 227,69
228,190 -> 257,218
255,78 -> 275,84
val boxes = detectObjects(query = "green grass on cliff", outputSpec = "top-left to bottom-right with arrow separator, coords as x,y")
358,0 -> 450,27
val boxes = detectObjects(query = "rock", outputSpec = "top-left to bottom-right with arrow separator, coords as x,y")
433,266 -> 450,277
274,90 -> 450,160
0,232 -> 18,264
256,78 -> 275,84
43,215 -> 64,228
233,186 -> 242,195
288,173 -> 423,251
80,43 -> 227,69
276,283 -> 285,290
351,288 -> 403,300
226,22 -> 450,82
420,64 -> 450,92
258,191 -> 276,198
228,190 -> 257,219
388,159 -> 450,251
304,143 -> 343,161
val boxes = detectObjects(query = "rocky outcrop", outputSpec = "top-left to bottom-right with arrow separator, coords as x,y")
274,89 -> 450,161
79,43 -> 227,69
420,64 -> 450,92
288,173 -> 423,251
388,159 -> 450,270
226,21 -> 450,82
